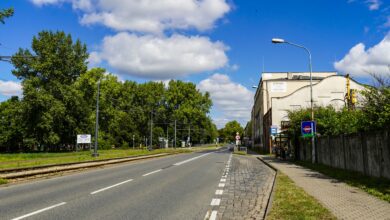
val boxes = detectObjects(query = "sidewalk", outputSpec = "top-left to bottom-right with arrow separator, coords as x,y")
260,156 -> 390,220
210,154 -> 275,220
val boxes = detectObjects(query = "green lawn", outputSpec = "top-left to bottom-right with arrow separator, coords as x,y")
267,172 -> 336,220
296,161 -> 390,203
0,148 -> 191,170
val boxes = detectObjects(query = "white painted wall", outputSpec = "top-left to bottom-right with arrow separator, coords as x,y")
271,76 -> 365,131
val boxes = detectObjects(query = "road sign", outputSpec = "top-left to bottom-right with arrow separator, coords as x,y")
235,135 -> 240,140
301,121 -> 316,137
77,134 -> 91,144
270,126 -> 278,136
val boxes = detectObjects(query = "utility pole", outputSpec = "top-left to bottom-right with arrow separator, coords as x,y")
92,80 -> 100,157
132,134 -> 135,149
150,111 -> 153,150
174,120 -> 177,149
166,125 -> 169,148
188,125 -> 191,147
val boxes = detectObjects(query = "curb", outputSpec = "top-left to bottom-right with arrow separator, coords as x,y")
257,156 -> 278,220
0,153 -> 171,179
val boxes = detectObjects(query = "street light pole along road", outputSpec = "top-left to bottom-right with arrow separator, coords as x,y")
271,38 -> 316,163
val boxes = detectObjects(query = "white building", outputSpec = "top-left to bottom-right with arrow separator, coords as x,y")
251,72 -> 364,153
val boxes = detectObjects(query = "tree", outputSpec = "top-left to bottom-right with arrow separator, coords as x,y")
0,7 -> 14,24
0,97 -> 23,152
219,120 -> 244,143
11,31 -> 89,150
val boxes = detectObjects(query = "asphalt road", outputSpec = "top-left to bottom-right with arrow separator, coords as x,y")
0,147 -> 231,220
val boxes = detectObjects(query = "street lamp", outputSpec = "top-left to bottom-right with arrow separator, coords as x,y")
92,79 -> 100,157
271,38 -> 315,163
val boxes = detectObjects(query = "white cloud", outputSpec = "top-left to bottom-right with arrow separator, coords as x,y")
366,0 -> 381,10
198,74 -> 253,128
0,80 -> 22,96
31,0 -> 230,34
334,33 -> 390,76
91,33 -> 228,79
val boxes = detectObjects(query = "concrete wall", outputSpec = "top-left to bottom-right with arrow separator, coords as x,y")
299,130 -> 390,179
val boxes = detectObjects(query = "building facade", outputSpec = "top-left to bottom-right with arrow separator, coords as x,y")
250,72 -> 360,152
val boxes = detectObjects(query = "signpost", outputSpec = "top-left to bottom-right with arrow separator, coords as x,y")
270,126 -> 278,136
235,132 -> 240,150
76,134 -> 91,151
301,121 -> 316,137
77,134 -> 91,144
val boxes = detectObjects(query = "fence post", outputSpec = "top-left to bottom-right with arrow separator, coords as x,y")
343,134 -> 347,170
360,132 -> 368,176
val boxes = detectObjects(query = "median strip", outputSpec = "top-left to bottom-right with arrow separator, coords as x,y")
90,179 -> 133,195
11,202 -> 66,220
1,153 -> 170,180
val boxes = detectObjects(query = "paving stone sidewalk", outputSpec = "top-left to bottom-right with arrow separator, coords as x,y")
260,155 -> 390,220
217,154 -> 275,220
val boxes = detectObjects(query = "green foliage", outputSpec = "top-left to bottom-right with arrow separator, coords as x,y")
288,106 -> 364,137
11,31 -> 89,150
219,120 -> 244,142
0,7 -> 14,24
0,31 -> 217,152
360,86 -> 390,130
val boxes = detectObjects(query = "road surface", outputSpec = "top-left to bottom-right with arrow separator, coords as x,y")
1,148 -> 232,220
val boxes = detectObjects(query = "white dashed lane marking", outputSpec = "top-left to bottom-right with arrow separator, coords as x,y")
142,169 -> 162,177
90,179 -> 133,195
173,152 -> 212,166
210,198 -> 221,206
11,202 -> 67,220
215,190 -> 223,195
218,183 -> 225,187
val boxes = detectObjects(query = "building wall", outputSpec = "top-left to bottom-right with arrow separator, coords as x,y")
271,75 -> 365,131
251,72 -> 336,150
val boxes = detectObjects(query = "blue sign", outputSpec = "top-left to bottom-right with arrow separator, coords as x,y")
270,126 -> 278,136
301,121 -> 316,137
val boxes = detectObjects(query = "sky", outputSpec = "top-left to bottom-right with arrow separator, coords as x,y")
0,0 -> 390,128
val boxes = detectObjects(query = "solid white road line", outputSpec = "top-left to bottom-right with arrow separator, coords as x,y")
11,202 -> 66,220
210,198 -> 221,206
210,211 -> 218,220
90,179 -> 133,195
142,169 -> 162,177
218,183 -> 225,187
173,152 -> 212,166
215,190 -> 223,195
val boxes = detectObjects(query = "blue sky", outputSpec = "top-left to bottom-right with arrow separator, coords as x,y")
1,0 -> 389,128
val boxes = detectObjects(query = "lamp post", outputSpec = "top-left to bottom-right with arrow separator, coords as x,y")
92,79 -> 100,157
272,38 -> 315,163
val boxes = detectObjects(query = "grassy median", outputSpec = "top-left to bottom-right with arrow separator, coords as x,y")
296,161 -> 390,203
0,148 -> 194,170
267,172 -> 336,220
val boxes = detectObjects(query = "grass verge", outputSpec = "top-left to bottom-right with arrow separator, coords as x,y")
0,178 -> 8,185
296,161 -> 390,203
0,148 -> 191,170
267,172 -> 336,220
233,151 -> 247,155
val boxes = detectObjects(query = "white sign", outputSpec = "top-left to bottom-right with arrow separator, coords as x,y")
77,134 -> 91,144
271,82 -> 287,92
236,135 -> 240,140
